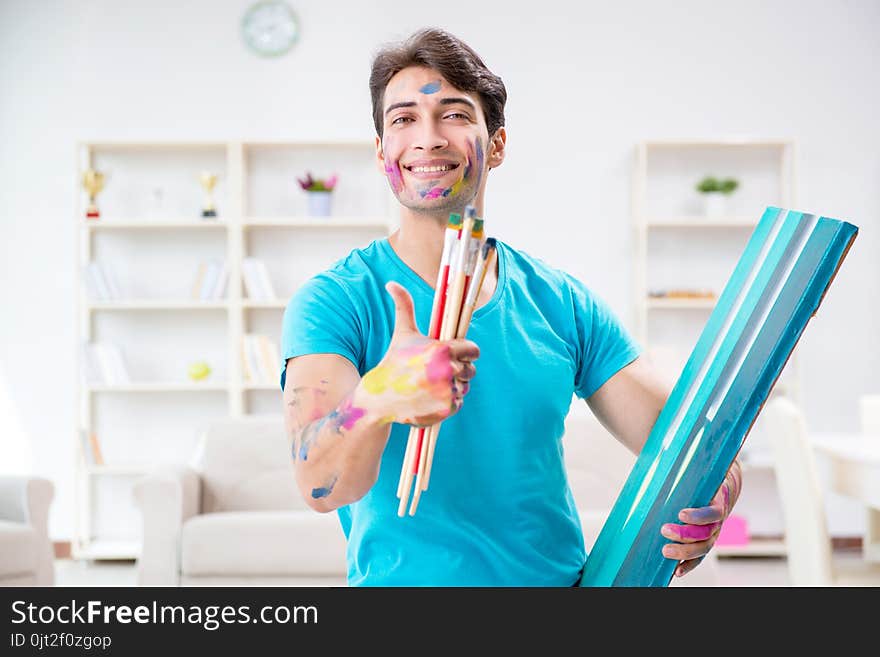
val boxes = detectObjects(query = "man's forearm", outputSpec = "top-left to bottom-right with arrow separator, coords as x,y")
288,384 -> 392,512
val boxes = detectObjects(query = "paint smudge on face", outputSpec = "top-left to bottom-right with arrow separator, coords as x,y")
382,137 -> 404,194
420,184 -> 450,200
311,475 -> 338,499
474,137 -> 485,189
419,80 -> 441,94
416,137 -> 484,201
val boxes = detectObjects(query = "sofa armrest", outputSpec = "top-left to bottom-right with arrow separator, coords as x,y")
0,476 -> 55,585
132,467 -> 201,586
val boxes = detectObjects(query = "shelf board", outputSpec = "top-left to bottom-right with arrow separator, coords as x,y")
243,216 -> 392,229
82,219 -> 228,230
87,300 -> 229,311
73,538 -> 141,561
643,217 -> 758,228
244,140 -> 374,149
642,139 -> 792,148
243,383 -> 280,391
714,537 -> 787,557
82,141 -> 226,151
242,299 -> 287,309
86,382 -> 228,393
85,464 -> 149,476
646,297 -> 717,309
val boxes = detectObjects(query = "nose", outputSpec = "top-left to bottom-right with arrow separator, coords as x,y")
413,121 -> 448,151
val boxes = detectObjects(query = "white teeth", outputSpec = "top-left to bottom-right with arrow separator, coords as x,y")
409,165 -> 454,173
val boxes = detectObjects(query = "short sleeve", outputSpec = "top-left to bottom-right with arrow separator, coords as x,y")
568,275 -> 642,399
279,273 -> 364,391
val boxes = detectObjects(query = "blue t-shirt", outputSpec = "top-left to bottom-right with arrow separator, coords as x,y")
281,237 -> 640,586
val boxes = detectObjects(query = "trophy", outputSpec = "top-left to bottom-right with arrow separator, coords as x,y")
82,168 -> 105,219
199,172 -> 218,218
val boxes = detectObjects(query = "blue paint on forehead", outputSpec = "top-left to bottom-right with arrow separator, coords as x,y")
420,80 -> 442,94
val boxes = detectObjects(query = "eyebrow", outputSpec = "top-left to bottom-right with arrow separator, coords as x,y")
384,96 -> 478,117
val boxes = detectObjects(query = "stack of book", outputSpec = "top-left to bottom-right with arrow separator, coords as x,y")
81,341 -> 131,385
82,262 -> 122,301
191,259 -> 229,301
242,333 -> 281,384
241,258 -> 276,300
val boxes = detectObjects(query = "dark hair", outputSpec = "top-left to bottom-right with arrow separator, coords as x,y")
369,28 -> 507,139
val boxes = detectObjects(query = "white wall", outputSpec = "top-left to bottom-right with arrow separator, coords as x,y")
1,0 -> 878,540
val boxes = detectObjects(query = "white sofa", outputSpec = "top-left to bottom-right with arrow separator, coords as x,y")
133,415 -> 347,586
0,476 -> 55,586
134,408 -> 717,587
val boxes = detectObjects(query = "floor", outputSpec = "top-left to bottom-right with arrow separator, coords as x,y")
50,554 -> 823,587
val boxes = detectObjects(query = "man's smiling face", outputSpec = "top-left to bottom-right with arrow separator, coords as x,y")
377,66 -> 490,214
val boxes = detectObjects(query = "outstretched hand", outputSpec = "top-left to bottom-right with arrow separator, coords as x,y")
358,282 -> 479,427
660,460 -> 742,578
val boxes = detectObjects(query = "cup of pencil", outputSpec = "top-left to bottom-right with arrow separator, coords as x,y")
396,205 -> 498,516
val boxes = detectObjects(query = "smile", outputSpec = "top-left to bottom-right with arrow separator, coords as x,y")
403,163 -> 460,178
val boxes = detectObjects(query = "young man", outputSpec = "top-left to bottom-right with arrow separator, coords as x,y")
281,28 -> 742,586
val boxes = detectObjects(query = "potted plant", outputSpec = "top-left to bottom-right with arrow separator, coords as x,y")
297,172 -> 338,217
696,176 -> 739,218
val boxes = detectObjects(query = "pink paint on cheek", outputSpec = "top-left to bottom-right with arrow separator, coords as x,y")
382,138 -> 404,193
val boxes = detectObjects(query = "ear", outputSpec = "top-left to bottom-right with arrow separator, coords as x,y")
486,127 -> 507,170
375,135 -> 386,175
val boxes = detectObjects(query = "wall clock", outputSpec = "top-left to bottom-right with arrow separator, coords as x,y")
242,1 -> 300,57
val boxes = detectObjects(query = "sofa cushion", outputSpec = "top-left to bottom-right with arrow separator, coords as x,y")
180,511 -> 347,577
0,520 -> 38,577
191,415 -> 308,514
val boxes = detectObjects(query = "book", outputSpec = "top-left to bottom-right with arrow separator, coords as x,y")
88,342 -> 131,385
242,258 -> 275,300
210,260 -> 228,300
256,335 -> 280,384
88,433 -> 105,466
191,262 -> 208,300
241,335 -> 261,383
84,263 -> 111,301
80,341 -> 103,384
79,430 -> 94,466
199,260 -> 221,301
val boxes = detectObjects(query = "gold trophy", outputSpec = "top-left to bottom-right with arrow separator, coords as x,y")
82,168 -> 105,219
199,172 -> 218,218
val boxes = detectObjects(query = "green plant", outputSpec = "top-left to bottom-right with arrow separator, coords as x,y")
696,176 -> 739,194
297,172 -> 338,192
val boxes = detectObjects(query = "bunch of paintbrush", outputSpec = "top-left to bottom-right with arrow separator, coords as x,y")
397,205 -> 498,516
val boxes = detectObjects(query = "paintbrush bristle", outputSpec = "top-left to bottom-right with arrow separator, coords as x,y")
482,236 -> 497,256
447,212 -> 462,229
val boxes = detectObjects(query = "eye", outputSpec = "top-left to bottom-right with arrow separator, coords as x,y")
391,116 -> 413,125
445,112 -> 470,120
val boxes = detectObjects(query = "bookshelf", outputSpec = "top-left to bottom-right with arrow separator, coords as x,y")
74,140 -> 396,560
632,138 -> 796,558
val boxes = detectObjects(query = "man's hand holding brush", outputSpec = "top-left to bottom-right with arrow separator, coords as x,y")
357,281 -> 480,427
